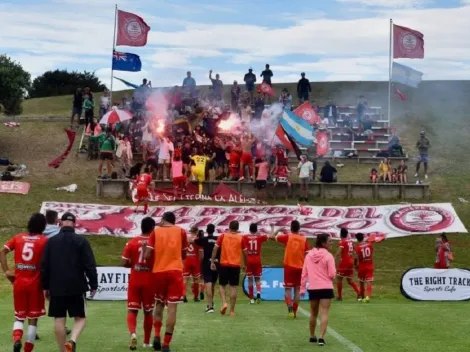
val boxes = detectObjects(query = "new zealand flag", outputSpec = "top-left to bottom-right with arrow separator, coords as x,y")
112,51 -> 142,72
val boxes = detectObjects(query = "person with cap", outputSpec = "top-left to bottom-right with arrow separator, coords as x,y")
297,73 -> 312,104
415,131 -> 430,179
243,68 -> 257,103
41,212 -> 98,352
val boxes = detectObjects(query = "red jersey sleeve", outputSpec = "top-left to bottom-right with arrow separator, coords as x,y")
260,234 -> 269,243
304,239 -> 310,252
216,234 -> 225,247
147,231 -> 155,250
181,229 -> 189,250
276,234 -> 289,245
145,174 -> 152,184
4,235 -> 16,252
122,241 -> 131,260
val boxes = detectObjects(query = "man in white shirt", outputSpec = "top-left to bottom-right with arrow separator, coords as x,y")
157,136 -> 174,181
298,155 -> 314,202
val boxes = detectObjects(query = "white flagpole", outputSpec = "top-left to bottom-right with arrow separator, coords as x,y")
110,4 -> 118,104
387,18 -> 393,126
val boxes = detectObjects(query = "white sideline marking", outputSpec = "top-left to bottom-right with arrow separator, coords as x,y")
298,307 -> 364,352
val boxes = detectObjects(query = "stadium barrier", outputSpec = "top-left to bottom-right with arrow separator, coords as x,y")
96,179 -> 430,201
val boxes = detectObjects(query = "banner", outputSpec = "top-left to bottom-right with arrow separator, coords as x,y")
401,268 -> 470,301
0,181 -> 30,195
48,129 -> 76,169
39,202 -> 467,238
316,130 -> 329,156
243,267 -> 308,301
86,266 -> 130,301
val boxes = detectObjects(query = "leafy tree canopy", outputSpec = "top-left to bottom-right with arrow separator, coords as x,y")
0,55 -> 31,115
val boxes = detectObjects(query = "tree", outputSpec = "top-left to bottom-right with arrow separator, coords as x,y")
0,55 -> 31,115
28,69 -> 106,98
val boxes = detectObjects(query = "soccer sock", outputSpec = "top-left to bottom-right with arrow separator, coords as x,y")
143,203 -> 148,214
163,332 -> 173,347
360,282 -> 365,298
248,284 -> 254,299
13,320 -> 24,342
293,302 -> 299,314
26,325 -> 37,343
192,282 -> 199,299
349,281 -> 360,295
198,183 -> 203,194
183,281 -> 187,296
127,311 -> 138,335
256,282 -> 261,295
24,341 -> 34,352
366,283 -> 373,297
285,295 -> 292,308
153,320 -> 162,339
143,314 -> 153,345
337,282 -> 343,299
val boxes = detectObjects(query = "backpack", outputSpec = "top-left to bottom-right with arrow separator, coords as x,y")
1,172 -> 14,181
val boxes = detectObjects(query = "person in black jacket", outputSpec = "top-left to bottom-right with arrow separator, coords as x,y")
297,73 -> 311,103
320,161 -> 338,183
41,212 -> 98,352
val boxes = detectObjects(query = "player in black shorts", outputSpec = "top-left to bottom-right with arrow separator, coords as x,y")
194,224 -> 219,313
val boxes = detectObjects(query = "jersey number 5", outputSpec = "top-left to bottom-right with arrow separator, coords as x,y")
22,242 -> 34,261
348,242 -> 354,254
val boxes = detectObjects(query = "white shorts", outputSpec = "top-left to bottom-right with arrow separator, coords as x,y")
158,158 -> 170,165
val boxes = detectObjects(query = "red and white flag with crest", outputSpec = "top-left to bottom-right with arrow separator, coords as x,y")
293,102 -> 321,125
393,24 -> 424,59
116,10 -> 151,47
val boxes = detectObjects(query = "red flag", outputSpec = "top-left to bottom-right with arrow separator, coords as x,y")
394,87 -> 407,101
294,102 -> 321,125
257,82 -> 275,96
116,10 -> 151,47
275,125 -> 294,152
393,24 -> 424,59
316,130 -> 329,157
48,129 -> 76,168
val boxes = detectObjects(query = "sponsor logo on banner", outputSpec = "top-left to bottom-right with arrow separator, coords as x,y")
401,268 -> 470,301
242,267 -> 308,301
86,266 -> 130,301
0,181 -> 30,195
39,202 -> 467,238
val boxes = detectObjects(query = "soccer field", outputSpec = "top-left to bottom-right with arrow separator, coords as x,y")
0,296 -> 467,352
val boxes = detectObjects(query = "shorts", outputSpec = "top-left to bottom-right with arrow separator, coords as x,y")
246,84 -> 255,92
299,92 -> 309,101
358,266 -> 374,282
154,270 -> 185,304
147,158 -> 158,169
245,262 -> 262,277
48,294 -> 86,318
72,107 -> 82,117
158,158 -> 170,165
13,283 -> 45,320
100,152 -> 113,160
173,176 -> 187,189
241,152 -> 253,165
128,283 -> 155,312
192,169 -> 205,182
276,177 -> 288,184
337,262 -> 354,278
229,165 -> 239,177
418,153 -> 429,163
255,180 -> 267,190
308,289 -> 334,300
136,185 -> 149,200
218,265 -> 241,286
299,177 -> 309,185
215,159 -> 227,167
207,161 -> 216,170
284,266 -> 302,288
202,262 -> 219,284
183,259 -> 201,278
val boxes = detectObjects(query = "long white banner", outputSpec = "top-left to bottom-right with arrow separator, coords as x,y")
39,202 -> 467,239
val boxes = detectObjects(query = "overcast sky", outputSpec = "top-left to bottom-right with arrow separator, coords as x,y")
2,0 -> 470,90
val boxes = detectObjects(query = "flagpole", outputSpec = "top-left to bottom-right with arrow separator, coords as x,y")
388,18 -> 393,126
110,4 -> 118,104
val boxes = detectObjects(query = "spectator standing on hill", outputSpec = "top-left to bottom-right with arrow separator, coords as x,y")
231,81 -> 241,112
415,131 -> 430,179
297,73 -> 311,104
320,161 -> 337,183
209,70 -> 223,101
324,99 -> 338,126
182,71 -> 196,96
244,68 -> 257,102
298,155 -> 314,202
82,94 -> 94,126
92,128 -> 116,179
99,88 -> 110,118
388,134 -> 404,157
261,64 -> 273,86
71,87 -> 83,127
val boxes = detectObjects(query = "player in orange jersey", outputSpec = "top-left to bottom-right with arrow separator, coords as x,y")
0,213 -> 48,352
134,167 -> 152,214
271,221 -> 310,318
183,226 -> 202,303
144,212 -> 188,352
243,223 -> 268,304
335,229 -> 360,301
211,221 -> 247,316
121,217 -> 157,350
354,233 -> 374,303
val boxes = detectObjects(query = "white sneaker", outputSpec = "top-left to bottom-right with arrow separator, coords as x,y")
250,299 -> 255,304
425,174 -> 428,179
143,343 -> 152,348
414,173 -> 418,177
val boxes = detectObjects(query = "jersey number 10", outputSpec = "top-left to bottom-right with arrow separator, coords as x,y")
361,247 -> 371,259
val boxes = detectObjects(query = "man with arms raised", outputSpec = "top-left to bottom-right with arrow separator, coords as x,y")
134,167 -> 152,214
239,134 -> 255,182
335,229 -> 360,301
211,221 -> 247,316
243,223 -> 269,304
0,213 -> 48,352
145,212 -> 188,352
271,221 -> 310,318
121,217 -> 156,350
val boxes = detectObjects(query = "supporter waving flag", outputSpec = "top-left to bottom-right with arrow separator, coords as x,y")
275,125 -> 302,160
279,109 -> 314,146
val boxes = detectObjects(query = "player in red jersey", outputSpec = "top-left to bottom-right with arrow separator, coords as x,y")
134,167 -> 153,214
354,233 -> 374,303
335,229 -> 360,301
243,224 -> 268,304
0,213 -> 47,352
121,217 -> 157,350
183,227 -> 202,303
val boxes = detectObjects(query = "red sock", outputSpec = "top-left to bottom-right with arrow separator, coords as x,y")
143,203 -> 148,213
360,283 -> 365,298
293,302 -> 299,314
366,283 -> 373,297
256,282 -> 261,294
24,341 -> 34,352
337,282 -> 343,299
13,329 -> 23,343
143,314 -> 153,345
183,281 -> 187,296
192,282 -> 199,299
285,295 -> 292,307
248,284 -> 254,299
163,332 -> 173,347
153,321 -> 162,339
349,281 -> 360,295
127,311 -> 138,335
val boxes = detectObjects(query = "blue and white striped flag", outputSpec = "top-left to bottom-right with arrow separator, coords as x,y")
392,62 -> 423,88
279,109 -> 314,146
